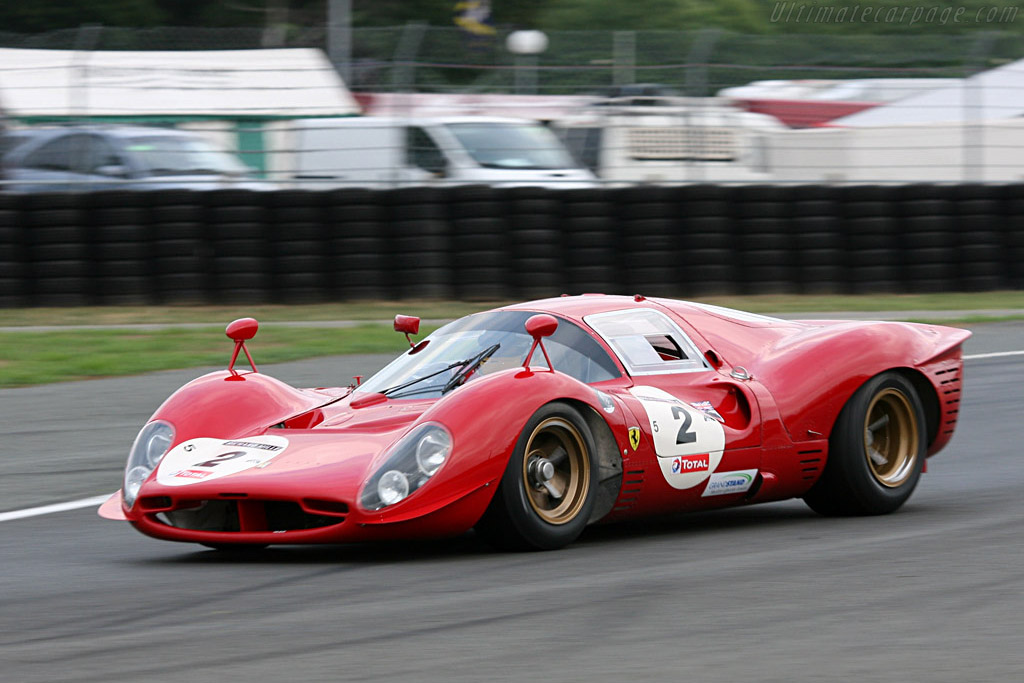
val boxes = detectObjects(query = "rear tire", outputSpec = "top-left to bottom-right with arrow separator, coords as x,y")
804,372 -> 926,516
475,403 -> 598,551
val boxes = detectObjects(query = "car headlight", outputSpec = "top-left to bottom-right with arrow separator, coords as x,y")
123,420 -> 174,508
360,423 -> 452,511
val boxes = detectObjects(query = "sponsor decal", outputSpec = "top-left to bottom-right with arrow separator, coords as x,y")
223,440 -> 283,452
701,469 -> 758,497
671,454 -> 710,475
628,427 -> 641,451
156,434 -> 290,487
690,400 -> 724,423
173,469 -> 211,480
629,386 -> 726,490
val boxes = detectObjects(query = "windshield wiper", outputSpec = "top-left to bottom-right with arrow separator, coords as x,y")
441,343 -> 500,395
380,343 -> 502,399
381,362 -> 462,398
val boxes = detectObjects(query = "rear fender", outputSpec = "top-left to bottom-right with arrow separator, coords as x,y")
752,321 -> 970,449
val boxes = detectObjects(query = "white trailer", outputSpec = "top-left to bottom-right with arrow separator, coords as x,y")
550,97 -> 786,184
768,118 -> 1024,183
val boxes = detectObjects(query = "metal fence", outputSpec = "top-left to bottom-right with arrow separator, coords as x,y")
3,26 -> 1024,184
1,24 -> 1014,93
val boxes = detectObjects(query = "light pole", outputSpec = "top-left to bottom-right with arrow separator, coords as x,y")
506,30 -> 548,95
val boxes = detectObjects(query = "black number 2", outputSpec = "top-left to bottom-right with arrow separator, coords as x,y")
671,406 -> 697,445
195,450 -> 246,468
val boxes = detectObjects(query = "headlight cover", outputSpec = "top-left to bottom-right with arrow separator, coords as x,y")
360,422 -> 452,511
123,420 -> 174,508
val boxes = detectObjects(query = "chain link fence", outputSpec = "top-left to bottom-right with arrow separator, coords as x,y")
2,24 -> 1013,93
2,25 -> 1024,184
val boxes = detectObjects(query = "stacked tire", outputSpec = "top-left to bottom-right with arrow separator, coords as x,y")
326,189 -> 390,300
614,186 -> 680,294
897,184 -> 957,293
203,190 -> 270,304
88,191 -> 153,305
560,188 -> 619,294
789,185 -> 845,294
0,194 -> 27,307
268,190 -> 329,303
384,187 -> 452,300
840,185 -> 901,294
677,184 -> 738,296
24,193 -> 91,306
733,185 -> 795,294
447,186 -> 510,300
1007,184 -> 1024,289
148,190 -> 209,304
506,187 -> 562,299
952,184 -> 1005,292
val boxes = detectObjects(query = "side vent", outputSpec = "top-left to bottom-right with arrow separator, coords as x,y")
934,365 -> 962,438
613,469 -> 645,512
797,449 -> 825,481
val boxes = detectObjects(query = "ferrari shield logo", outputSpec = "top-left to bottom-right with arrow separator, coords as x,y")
628,427 -> 641,451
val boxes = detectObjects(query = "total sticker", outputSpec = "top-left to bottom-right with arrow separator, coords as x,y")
629,386 -> 725,490
156,434 -> 289,486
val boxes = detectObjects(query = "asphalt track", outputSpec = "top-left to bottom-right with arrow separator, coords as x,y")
2,322 -> 1023,682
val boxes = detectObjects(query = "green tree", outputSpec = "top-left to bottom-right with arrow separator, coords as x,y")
0,0 -> 165,32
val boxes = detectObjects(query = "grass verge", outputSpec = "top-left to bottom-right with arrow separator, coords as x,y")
1,292 -> 1021,388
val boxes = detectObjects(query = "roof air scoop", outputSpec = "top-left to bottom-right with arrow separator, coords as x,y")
225,317 -> 259,376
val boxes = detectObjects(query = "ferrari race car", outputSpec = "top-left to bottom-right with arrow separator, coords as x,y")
99,295 -> 971,551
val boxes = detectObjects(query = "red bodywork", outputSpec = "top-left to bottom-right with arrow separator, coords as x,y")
100,295 -> 970,546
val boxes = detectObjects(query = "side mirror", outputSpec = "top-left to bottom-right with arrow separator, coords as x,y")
225,317 -> 259,375
525,314 -> 558,339
394,314 -> 421,348
522,314 -> 558,372
226,317 -> 259,342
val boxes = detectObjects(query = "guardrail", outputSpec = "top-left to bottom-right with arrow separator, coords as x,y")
0,184 -> 1019,307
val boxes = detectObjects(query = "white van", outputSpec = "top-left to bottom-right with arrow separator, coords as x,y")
263,116 -> 597,188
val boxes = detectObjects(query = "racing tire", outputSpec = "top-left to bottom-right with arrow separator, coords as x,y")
803,372 -> 926,516
475,402 -> 599,551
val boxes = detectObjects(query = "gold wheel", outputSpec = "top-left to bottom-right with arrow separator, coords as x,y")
863,388 -> 920,488
521,417 -> 592,525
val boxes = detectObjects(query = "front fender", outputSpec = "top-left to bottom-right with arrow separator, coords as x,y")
150,370 -> 338,445
365,368 -> 615,525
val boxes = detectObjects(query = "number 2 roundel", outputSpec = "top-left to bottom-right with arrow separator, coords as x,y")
629,386 -> 726,490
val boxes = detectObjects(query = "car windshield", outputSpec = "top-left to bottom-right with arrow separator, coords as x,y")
125,136 -> 249,176
445,122 -> 577,170
356,311 -> 621,399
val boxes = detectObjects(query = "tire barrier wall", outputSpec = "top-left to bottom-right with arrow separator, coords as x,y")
0,184 -> 1021,307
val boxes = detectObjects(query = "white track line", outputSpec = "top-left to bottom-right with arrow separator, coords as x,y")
964,350 -> 1024,360
0,494 -> 111,523
1,348 -> 1021,524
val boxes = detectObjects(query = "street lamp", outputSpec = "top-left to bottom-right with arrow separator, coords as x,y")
506,30 -> 548,95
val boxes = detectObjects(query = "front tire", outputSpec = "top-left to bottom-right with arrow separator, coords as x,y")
475,402 -> 598,550
804,372 -> 926,516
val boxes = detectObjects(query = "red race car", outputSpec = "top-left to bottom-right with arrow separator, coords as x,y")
99,295 -> 970,551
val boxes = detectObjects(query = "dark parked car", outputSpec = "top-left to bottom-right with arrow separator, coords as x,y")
0,125 -> 271,191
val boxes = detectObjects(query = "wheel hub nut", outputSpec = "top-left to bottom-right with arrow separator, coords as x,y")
530,458 -> 555,485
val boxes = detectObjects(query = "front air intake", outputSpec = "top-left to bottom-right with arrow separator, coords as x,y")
154,498 -> 347,533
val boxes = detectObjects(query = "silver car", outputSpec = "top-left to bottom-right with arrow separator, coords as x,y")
0,125 -> 270,191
